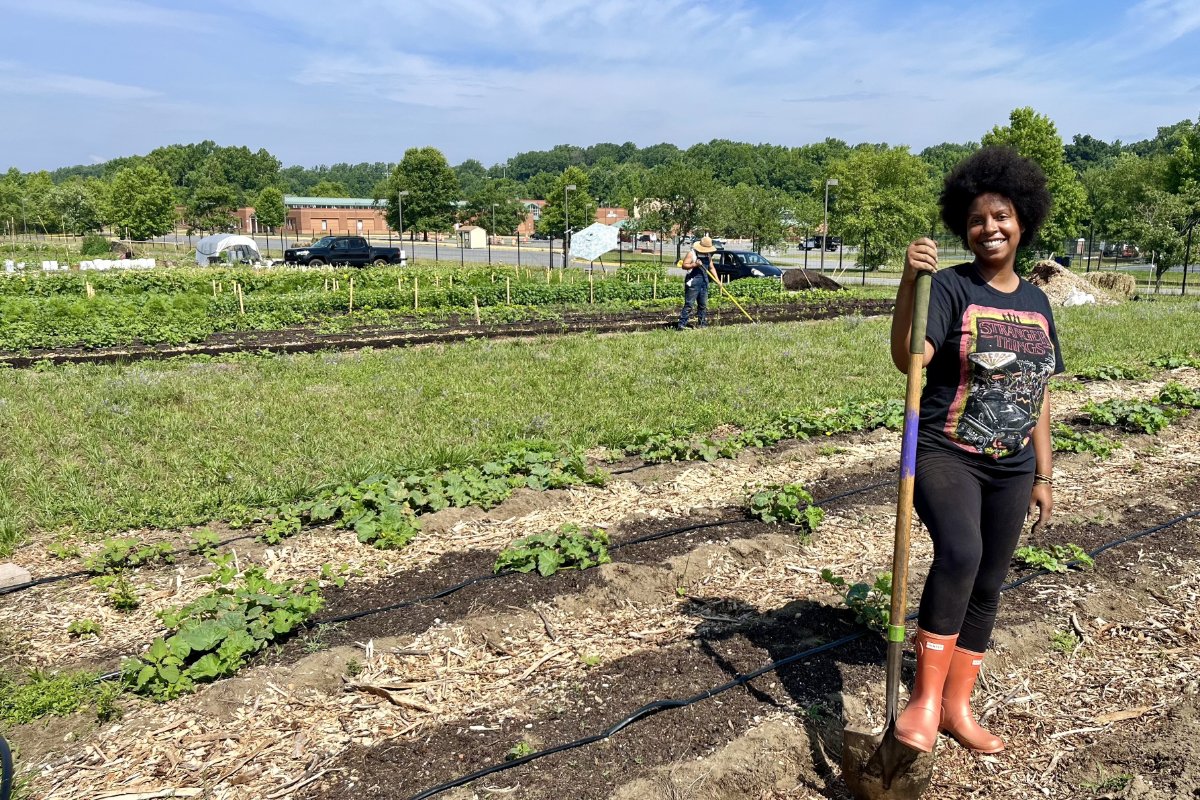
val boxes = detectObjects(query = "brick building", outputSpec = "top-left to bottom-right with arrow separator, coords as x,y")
237,196 -> 392,237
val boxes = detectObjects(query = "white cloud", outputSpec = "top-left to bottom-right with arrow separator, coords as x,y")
0,61 -> 158,101
1,0 -> 219,30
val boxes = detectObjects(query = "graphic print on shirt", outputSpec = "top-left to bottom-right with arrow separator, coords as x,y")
945,305 -> 1057,458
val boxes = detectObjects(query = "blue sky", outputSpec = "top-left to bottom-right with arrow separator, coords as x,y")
2,0 -> 1199,172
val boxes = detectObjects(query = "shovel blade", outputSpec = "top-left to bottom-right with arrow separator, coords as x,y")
842,723 -> 936,800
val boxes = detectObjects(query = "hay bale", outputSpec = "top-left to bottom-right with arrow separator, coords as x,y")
1084,271 -> 1136,298
782,269 -> 844,291
1027,259 -> 1121,306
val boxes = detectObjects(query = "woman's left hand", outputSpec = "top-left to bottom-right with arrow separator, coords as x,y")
1029,483 -> 1053,536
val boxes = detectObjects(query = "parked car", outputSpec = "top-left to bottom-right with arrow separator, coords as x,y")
283,236 -> 404,267
1101,242 -> 1139,258
801,236 -> 841,251
711,250 -> 783,282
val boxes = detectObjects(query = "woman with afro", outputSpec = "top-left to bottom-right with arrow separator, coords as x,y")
889,146 -> 1062,754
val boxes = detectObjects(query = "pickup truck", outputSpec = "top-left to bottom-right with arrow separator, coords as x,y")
283,236 -> 405,267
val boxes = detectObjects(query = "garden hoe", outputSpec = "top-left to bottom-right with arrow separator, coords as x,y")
841,271 -> 937,800
706,267 -> 756,323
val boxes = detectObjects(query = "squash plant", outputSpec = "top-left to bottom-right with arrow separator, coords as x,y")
123,566 -> 324,700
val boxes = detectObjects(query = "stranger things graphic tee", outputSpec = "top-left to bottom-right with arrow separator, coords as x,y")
918,263 -> 1064,471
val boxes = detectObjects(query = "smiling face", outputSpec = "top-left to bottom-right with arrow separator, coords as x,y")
966,193 -> 1024,271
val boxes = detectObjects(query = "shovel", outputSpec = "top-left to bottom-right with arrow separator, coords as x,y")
842,271 -> 937,800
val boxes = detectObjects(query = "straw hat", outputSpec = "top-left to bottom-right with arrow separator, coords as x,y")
693,235 -> 717,254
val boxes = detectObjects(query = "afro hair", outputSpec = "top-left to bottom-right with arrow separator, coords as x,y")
940,146 -> 1052,248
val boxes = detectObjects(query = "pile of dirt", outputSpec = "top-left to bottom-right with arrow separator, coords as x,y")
782,268 -> 845,291
1028,259 -> 1122,306
1085,270 -> 1137,298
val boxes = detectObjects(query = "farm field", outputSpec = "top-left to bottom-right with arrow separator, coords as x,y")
0,299 -> 1199,800
0,258 -> 876,360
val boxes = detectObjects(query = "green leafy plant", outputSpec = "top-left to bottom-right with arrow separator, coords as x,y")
494,524 -> 611,577
747,483 -> 825,535
1074,364 -> 1148,381
344,658 -> 363,677
0,669 -> 116,724
821,569 -> 892,632
1080,399 -> 1177,434
67,619 -> 102,638
91,575 -> 140,610
189,528 -> 220,556
1051,629 -> 1080,654
1150,353 -> 1200,369
506,741 -> 536,761
84,537 -> 175,574
1051,423 -> 1119,459
122,566 -> 324,700
1014,543 -> 1095,573
47,540 -> 80,560
261,447 -> 604,550
1158,381 -> 1200,409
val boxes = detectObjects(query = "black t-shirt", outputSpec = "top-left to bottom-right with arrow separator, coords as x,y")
918,263 -> 1064,471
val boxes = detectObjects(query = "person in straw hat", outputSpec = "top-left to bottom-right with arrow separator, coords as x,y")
677,234 -> 717,329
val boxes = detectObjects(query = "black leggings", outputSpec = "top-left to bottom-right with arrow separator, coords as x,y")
913,449 -> 1034,653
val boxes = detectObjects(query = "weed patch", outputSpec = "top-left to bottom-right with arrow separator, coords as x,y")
1014,544 -> 1095,573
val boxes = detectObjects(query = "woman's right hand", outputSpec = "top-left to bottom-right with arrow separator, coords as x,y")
903,238 -> 938,284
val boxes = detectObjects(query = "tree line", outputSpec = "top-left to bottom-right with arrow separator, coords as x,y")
3,109 -> 1199,274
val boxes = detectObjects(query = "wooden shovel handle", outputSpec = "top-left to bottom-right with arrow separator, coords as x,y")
884,271 -> 932,723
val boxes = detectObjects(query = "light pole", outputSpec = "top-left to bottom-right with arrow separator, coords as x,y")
564,183 -> 576,267
821,178 -> 838,273
397,190 -> 409,264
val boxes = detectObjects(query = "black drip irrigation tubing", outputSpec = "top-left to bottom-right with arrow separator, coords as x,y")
0,531 -> 259,597
404,506 -> 1200,800
313,479 -> 892,626
89,479 -> 891,682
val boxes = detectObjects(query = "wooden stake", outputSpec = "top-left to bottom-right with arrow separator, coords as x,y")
85,281 -> 95,299
398,276 -> 402,290
473,295 -> 481,325
653,274 -> 657,299
545,267 -> 550,284
589,273 -> 594,304
237,282 -> 245,315
413,276 -> 419,310
349,277 -> 354,313
506,276 -> 511,305
212,279 -> 218,297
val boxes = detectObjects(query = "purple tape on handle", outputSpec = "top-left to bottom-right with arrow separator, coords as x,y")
900,409 -> 919,479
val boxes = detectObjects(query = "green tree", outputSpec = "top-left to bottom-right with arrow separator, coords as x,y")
106,164 -> 177,240
981,107 -> 1089,254
827,146 -> 937,268
459,179 -> 527,234
919,142 -> 979,180
0,168 -> 23,234
48,178 -> 106,234
309,180 -> 349,198
1064,134 -> 1121,175
521,172 -> 558,201
379,147 -> 460,240
253,186 -> 287,233
184,182 -> 239,234
706,183 -> 795,252
537,167 -> 597,261
638,162 -> 717,260
454,159 -> 489,197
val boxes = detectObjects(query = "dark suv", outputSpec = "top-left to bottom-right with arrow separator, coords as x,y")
712,250 -> 783,282
802,236 -> 841,251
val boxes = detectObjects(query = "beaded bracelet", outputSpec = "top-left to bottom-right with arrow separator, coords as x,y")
1034,472 -> 1054,486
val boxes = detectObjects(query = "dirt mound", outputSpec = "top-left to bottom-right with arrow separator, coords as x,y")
782,269 -> 844,291
1085,270 -> 1137,298
1028,259 -> 1122,306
